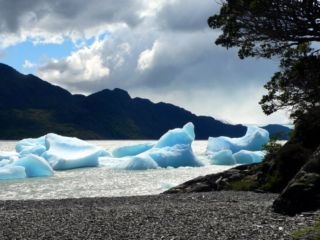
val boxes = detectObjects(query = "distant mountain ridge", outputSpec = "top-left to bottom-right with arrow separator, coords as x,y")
0,63 -> 290,140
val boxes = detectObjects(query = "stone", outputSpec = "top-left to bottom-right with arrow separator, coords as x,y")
273,145 -> 320,215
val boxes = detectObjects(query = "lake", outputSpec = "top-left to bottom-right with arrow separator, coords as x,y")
0,140 -> 231,200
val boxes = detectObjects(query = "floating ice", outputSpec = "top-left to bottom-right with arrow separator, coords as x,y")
42,133 -> 110,170
100,154 -> 159,170
0,159 -> 11,167
0,151 -> 19,161
206,126 -> 269,165
154,122 -> 195,148
207,150 -> 236,165
101,122 -> 202,170
11,154 -> 54,177
112,143 -> 154,158
0,166 -> 26,180
16,136 -> 46,156
207,126 -> 269,153
148,144 -> 201,168
233,150 -> 266,164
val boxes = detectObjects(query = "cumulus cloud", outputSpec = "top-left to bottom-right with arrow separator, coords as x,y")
22,60 -> 36,69
0,0 -> 149,47
0,0 -> 288,124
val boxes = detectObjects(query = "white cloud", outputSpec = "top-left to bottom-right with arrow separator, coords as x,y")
137,42 -> 158,71
38,39 -> 110,92
22,60 -> 36,68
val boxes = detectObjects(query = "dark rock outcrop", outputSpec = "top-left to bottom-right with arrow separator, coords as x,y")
273,146 -> 320,215
164,164 -> 266,194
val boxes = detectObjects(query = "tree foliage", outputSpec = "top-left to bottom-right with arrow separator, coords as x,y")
208,0 -> 320,59
208,0 -> 320,119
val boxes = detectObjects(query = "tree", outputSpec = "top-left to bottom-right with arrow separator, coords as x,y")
208,0 -> 320,59
208,0 -> 320,119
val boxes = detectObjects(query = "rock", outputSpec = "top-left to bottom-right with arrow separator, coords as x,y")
273,146 -> 320,215
163,164 -> 256,194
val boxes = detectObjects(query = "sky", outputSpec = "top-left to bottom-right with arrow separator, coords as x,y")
0,0 -> 291,125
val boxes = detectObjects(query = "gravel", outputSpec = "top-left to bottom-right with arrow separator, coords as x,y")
0,191 -> 319,240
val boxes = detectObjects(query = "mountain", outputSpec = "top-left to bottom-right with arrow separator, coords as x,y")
262,124 -> 292,140
0,63 -> 289,140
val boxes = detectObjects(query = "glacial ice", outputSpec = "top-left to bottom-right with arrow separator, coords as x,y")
0,166 -> 26,180
101,122 -> 202,170
206,126 -> 269,154
42,133 -> 110,170
11,154 -> 54,177
233,150 -> 266,164
207,150 -> 236,165
0,122 -> 271,180
148,144 -> 201,168
154,122 -> 195,148
206,126 -> 269,165
16,136 -> 46,156
112,143 -> 154,158
100,154 -> 159,170
0,151 -> 19,161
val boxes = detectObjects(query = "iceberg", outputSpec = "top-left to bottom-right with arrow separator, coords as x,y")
100,154 -> 159,170
0,159 -> 11,167
206,126 -> 269,165
16,136 -> 46,156
207,150 -> 236,165
11,154 -> 54,177
0,151 -> 19,161
206,126 -> 269,154
42,133 -> 110,170
148,144 -> 201,168
112,143 -> 154,158
154,122 -> 195,148
100,122 -> 202,170
233,150 -> 266,164
0,166 -> 26,180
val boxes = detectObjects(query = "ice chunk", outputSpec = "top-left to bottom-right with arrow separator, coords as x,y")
0,159 -> 11,167
42,133 -> 110,170
154,122 -> 195,148
149,144 -> 202,168
233,150 -> 266,164
11,154 -> 54,177
0,151 -> 19,161
207,126 -> 269,154
100,154 -> 159,170
112,143 -> 154,158
0,166 -> 26,180
16,136 -> 47,157
100,122 -> 201,170
207,150 -> 236,165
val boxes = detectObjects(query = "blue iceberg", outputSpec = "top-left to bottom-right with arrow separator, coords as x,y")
233,150 -> 266,164
112,143 -> 154,158
16,136 -> 47,156
11,154 -> 54,177
0,166 -> 26,180
101,122 -> 202,170
206,126 -> 269,165
0,151 -> 19,161
148,144 -> 200,168
206,126 -> 269,154
42,133 -> 110,170
154,122 -> 195,148
207,150 -> 236,165
100,154 -> 159,170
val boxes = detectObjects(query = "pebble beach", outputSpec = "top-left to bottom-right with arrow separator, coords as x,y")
0,191 -> 318,240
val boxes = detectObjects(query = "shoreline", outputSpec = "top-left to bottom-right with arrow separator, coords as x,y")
1,191 -> 319,239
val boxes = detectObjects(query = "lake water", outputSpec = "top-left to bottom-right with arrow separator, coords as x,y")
0,140 -> 231,200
